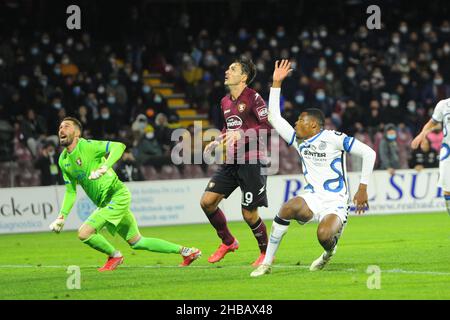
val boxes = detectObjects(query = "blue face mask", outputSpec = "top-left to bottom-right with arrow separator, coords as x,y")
73,86 -> 81,96
316,92 -> 326,101
387,133 -> 397,141
107,96 -> 116,104
142,86 -> 151,94
110,79 -> 118,86
47,57 -> 54,65
295,94 -> 305,104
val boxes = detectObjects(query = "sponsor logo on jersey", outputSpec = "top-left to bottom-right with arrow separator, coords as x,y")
303,150 -> 326,157
238,102 -> 246,113
76,158 -> 82,166
256,106 -> 268,119
226,115 -> 243,129
224,109 -> 231,114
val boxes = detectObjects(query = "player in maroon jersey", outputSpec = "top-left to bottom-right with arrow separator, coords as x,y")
200,57 -> 271,266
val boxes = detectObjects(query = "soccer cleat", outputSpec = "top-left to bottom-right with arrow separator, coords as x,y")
98,256 -> 124,272
208,238 -> 239,263
179,247 -> 202,267
309,246 -> 337,271
250,264 -> 272,277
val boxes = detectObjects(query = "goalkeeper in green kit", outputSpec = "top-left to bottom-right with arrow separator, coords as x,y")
50,117 -> 201,271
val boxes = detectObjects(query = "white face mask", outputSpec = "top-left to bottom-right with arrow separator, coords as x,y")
145,132 -> 154,139
390,99 -> 399,108
407,103 -> 416,113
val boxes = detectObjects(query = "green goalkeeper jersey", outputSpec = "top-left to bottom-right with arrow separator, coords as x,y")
58,138 -> 126,218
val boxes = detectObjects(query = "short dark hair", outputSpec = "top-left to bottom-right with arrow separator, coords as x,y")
62,116 -> 83,134
235,57 -> 256,85
304,108 -> 325,128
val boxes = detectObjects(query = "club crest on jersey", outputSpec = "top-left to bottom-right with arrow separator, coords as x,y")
238,102 -> 246,113
76,158 -> 82,166
208,182 -> 215,189
319,141 -> 327,150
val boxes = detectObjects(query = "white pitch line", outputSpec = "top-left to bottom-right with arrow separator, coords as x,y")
0,264 -> 449,276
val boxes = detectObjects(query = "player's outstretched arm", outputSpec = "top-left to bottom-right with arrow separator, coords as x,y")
50,166 -> 77,233
103,141 -> 126,168
347,139 -> 376,214
89,141 -> 126,180
268,60 -> 296,145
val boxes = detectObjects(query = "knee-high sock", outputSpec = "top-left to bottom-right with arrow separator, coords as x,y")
262,216 -> 290,265
131,237 -> 181,254
82,233 -> 116,256
445,195 -> 450,215
206,208 -> 234,245
249,218 -> 268,253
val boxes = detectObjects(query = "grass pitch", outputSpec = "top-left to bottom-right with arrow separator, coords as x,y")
0,212 -> 449,300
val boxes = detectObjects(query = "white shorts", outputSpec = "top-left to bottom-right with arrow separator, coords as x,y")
438,160 -> 450,192
299,192 -> 349,225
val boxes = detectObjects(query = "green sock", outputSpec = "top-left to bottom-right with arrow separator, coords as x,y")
131,237 -> 181,254
82,233 -> 116,256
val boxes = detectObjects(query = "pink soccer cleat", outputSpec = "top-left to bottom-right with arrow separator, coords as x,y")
208,238 -> 239,263
98,256 -> 124,272
180,247 -> 202,267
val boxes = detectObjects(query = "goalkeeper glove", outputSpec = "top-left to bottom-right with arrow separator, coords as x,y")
88,165 -> 108,180
49,215 -> 65,233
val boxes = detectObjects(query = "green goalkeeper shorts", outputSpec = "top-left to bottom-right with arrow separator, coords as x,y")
84,185 -> 139,241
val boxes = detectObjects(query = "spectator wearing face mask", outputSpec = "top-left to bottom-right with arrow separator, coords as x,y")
76,105 -> 94,137
46,95 -> 65,134
379,123 -> 401,174
154,113 -> 174,153
20,108 -> 48,157
116,147 -> 145,182
106,74 -> 128,107
34,141 -> 64,186
422,72 -> 450,104
92,105 -> 117,139
133,124 -> 170,170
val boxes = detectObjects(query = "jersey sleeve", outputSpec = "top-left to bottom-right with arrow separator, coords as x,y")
58,156 -> 77,218
327,130 -> 355,152
86,139 -> 126,168
329,131 -> 376,185
267,88 -> 297,145
432,100 -> 446,123
252,92 -> 269,123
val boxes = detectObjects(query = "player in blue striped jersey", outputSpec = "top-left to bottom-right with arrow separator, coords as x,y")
251,60 -> 376,277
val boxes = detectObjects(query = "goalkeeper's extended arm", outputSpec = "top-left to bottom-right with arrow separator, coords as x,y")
268,87 -> 296,145
60,181 -> 77,219
90,141 -> 126,180
104,141 -> 126,169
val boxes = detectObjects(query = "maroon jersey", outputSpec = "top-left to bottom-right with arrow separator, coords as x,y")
221,86 -> 271,162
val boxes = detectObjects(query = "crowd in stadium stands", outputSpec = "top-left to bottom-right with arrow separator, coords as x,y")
0,11 -> 448,186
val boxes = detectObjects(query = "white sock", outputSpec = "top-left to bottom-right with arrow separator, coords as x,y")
111,250 -> 122,258
262,217 -> 290,265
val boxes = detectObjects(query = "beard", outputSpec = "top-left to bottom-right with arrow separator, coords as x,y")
59,136 -> 73,147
